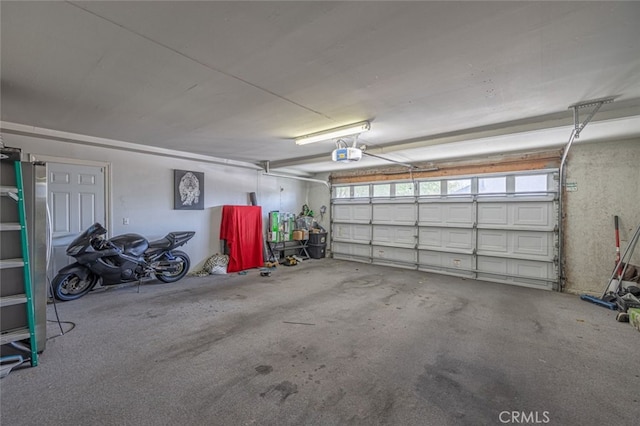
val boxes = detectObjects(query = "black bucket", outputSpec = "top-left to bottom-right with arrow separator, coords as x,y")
308,232 -> 327,245
308,244 -> 326,259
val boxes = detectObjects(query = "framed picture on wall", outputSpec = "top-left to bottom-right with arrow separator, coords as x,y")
174,169 -> 204,210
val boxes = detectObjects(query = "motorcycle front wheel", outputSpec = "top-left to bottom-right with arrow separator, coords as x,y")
52,272 -> 99,301
155,250 -> 191,283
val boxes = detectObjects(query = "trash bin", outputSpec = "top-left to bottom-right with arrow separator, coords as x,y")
308,232 -> 327,245
308,231 -> 327,259
308,244 -> 326,259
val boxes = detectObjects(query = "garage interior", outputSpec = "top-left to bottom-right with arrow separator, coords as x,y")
1,2 -> 639,425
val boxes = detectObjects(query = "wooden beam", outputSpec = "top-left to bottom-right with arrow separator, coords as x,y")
330,149 -> 561,184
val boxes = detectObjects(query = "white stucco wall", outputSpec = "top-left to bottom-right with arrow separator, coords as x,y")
305,172 -> 332,253
2,131 -> 309,270
564,138 -> 640,295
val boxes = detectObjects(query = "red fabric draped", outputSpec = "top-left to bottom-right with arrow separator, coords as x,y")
220,205 -> 264,273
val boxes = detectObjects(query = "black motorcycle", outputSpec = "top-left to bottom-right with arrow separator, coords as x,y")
52,223 -> 195,301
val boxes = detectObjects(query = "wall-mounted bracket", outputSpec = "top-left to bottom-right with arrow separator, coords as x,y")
568,96 -> 616,139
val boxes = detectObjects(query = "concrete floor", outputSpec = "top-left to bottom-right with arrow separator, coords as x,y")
1,259 -> 638,425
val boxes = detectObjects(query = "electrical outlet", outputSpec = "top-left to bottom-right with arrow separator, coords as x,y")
123,217 -> 130,225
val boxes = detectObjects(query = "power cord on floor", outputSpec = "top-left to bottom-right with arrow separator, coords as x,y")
46,276 -> 76,340
46,320 -> 76,340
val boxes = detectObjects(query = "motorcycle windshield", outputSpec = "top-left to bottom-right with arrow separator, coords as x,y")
67,223 -> 107,254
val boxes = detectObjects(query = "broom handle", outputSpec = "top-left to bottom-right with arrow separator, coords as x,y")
604,224 -> 640,298
614,216 -> 621,273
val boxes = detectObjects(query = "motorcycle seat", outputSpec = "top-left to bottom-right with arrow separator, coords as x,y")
148,232 -> 194,250
148,237 -> 172,250
110,233 -> 149,257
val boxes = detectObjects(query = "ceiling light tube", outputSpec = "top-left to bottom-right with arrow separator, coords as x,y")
295,121 -> 370,145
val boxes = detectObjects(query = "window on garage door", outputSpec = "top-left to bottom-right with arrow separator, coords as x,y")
479,176 -> 506,194
447,178 -> 471,194
419,181 -> 441,196
515,174 -> 548,193
354,185 -> 370,198
373,183 -> 391,197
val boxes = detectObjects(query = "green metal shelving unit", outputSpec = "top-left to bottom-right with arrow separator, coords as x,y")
0,150 -> 38,367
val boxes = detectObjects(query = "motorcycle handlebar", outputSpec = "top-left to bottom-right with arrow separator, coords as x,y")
91,237 -> 113,251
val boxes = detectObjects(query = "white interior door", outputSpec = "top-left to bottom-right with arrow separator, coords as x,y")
48,162 -> 106,278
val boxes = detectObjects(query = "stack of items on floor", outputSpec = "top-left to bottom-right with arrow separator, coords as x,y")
296,204 -> 327,259
581,221 -> 640,332
191,253 -> 230,277
268,205 -> 327,259
268,211 -> 295,243
614,264 -> 640,331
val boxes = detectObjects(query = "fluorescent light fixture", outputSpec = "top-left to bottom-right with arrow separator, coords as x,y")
295,121 -> 370,145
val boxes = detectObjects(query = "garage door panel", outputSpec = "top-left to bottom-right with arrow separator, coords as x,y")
477,230 -> 553,260
477,230 -> 508,253
418,203 -> 473,226
418,250 -> 474,277
419,204 -> 442,224
418,227 -> 473,252
512,203 -> 552,228
332,242 -> 371,260
478,201 -> 554,230
448,205 -> 474,224
373,225 -> 416,248
513,232 -> 553,258
476,274 -> 552,290
372,246 -> 417,263
419,228 -> 441,248
477,256 -> 508,277
333,223 -> 371,243
477,204 -> 507,225
478,256 -> 554,280
511,276 -> 553,289
373,204 -> 416,225
418,250 -> 473,271
512,259 -> 554,280
333,203 -> 371,223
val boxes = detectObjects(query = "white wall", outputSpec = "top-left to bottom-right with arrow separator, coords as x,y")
306,172 -> 332,234
564,138 -> 640,295
2,131 -> 309,270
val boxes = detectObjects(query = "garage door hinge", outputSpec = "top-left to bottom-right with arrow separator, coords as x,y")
553,225 -> 559,233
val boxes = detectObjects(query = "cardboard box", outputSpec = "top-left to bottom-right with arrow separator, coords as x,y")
293,230 -> 303,241
268,211 -> 280,242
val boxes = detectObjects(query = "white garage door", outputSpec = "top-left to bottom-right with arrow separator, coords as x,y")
331,170 -> 559,290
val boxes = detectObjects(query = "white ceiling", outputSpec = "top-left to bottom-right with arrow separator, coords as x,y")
2,1 -> 640,175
